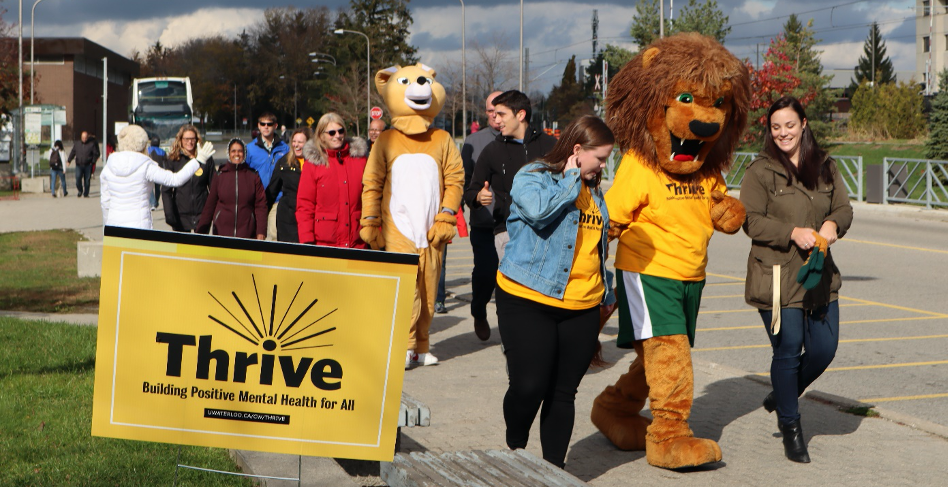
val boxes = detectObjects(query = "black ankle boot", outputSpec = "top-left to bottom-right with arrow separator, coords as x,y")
763,392 -> 775,413
778,419 -> 811,463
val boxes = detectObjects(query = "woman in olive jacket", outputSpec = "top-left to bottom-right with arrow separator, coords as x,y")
740,96 -> 853,464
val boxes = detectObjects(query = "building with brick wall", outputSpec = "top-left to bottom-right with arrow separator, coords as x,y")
3,37 -> 140,143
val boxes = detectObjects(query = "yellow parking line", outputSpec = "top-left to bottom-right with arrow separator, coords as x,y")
754,360 -> 947,376
698,303 -> 866,315
859,393 -> 948,403
693,334 -> 947,352
838,296 -> 948,318
696,315 -> 948,332
706,272 -> 746,282
843,238 -> 947,254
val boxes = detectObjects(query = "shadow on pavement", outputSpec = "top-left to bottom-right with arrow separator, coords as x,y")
567,375 -> 865,481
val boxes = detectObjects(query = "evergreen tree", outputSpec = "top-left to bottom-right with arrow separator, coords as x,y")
925,70 -> 948,159
630,0 -> 731,48
583,44 -> 635,96
850,22 -> 896,92
671,0 -> 731,43
629,0 -> 670,48
773,15 -> 836,137
334,0 -> 418,68
547,56 -> 587,126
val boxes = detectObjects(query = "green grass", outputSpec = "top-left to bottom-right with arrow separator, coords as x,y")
0,230 -> 100,313
825,140 -> 931,166
843,406 -> 881,418
0,317 -> 254,486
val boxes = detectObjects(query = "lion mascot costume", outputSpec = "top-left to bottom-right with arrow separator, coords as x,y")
359,63 -> 464,368
590,33 -> 751,469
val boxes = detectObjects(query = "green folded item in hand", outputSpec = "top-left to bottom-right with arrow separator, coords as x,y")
796,247 -> 825,290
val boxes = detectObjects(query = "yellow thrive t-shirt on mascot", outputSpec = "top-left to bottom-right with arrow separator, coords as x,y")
606,152 -> 728,281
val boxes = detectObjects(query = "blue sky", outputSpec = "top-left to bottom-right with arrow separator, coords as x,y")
5,0 -> 922,91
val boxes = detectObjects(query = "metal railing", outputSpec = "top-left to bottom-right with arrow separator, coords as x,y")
724,152 -> 864,201
882,158 -> 948,209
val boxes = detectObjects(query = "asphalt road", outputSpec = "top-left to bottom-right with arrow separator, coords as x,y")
443,203 -> 948,427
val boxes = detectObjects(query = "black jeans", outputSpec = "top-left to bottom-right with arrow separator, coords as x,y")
75,164 -> 92,196
496,286 -> 600,468
758,301 -> 839,426
469,227 -> 498,319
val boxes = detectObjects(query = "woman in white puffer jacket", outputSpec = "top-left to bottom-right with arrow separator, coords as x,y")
100,124 -> 215,229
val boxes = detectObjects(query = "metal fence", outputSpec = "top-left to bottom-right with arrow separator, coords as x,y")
882,158 -> 948,209
724,152 -> 864,201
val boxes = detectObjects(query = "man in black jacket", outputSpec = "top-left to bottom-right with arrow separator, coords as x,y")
463,90 -> 556,260
67,131 -> 100,197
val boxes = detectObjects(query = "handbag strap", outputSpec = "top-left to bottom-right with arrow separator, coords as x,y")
770,264 -> 781,335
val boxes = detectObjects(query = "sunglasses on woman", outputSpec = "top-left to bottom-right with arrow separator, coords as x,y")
325,129 -> 345,137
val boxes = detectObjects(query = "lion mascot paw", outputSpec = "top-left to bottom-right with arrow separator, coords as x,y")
590,33 -> 750,469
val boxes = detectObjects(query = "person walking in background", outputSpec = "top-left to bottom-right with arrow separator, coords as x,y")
266,127 -> 312,243
162,125 -> 216,232
196,138 -> 267,239
146,136 -> 166,210
461,91 -> 503,340
367,119 -> 386,154
67,130 -> 100,197
495,115 -> 616,469
245,112 -> 290,240
740,96 -> 853,463
48,140 -> 67,198
100,125 -> 213,230
464,90 -> 556,261
296,113 -> 368,248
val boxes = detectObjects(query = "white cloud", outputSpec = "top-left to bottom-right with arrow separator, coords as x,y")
77,8 -> 262,57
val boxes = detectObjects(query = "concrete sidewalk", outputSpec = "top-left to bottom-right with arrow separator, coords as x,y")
1,181 -> 946,486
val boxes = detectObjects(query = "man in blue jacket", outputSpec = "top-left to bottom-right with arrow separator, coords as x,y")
245,112 -> 289,240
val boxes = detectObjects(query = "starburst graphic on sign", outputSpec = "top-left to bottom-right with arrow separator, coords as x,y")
207,274 -> 337,352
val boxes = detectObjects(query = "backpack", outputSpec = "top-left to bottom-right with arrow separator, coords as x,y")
49,150 -> 63,170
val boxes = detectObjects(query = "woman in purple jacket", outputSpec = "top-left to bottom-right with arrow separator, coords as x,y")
196,139 -> 267,239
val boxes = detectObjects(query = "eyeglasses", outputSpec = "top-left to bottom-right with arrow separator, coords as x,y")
182,137 -> 197,142
258,121 -> 275,127
325,129 -> 345,137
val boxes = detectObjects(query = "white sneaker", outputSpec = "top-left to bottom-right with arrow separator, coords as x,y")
412,352 -> 439,366
405,350 -> 414,369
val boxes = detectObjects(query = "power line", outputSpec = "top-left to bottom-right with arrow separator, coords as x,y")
728,0 -> 869,28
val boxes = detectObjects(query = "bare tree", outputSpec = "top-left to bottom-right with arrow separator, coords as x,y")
470,31 -> 517,96
436,59 -> 468,139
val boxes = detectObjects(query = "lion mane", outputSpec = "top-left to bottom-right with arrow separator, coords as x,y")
606,33 -> 751,180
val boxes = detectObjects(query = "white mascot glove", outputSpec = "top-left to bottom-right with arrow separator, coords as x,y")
196,141 -> 216,164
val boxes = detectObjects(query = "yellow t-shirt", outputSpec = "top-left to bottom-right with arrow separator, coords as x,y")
605,152 -> 727,281
498,186 -> 604,309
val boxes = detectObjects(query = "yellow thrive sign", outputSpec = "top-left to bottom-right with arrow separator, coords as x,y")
92,227 -> 417,461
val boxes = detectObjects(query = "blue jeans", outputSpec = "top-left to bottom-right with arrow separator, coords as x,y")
758,301 -> 839,425
50,169 -> 66,195
436,245 -> 448,302
75,164 -> 92,196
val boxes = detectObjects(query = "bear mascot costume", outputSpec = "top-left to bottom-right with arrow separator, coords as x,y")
590,33 -> 751,469
359,64 -> 464,368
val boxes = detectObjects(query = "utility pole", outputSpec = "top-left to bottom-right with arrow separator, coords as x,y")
102,57 -> 108,165
592,9 -> 598,60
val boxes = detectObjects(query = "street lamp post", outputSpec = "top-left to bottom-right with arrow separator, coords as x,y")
333,29 -> 371,133
457,0 -> 465,136
17,0 -> 23,173
519,0 -> 523,92
30,0 -> 45,105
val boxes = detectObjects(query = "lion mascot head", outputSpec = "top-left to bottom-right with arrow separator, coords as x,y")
375,63 -> 447,135
606,33 -> 751,179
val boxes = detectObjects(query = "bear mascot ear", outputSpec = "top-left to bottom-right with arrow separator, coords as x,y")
375,66 -> 400,94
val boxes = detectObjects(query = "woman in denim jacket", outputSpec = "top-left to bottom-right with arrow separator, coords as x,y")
496,115 -> 617,469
